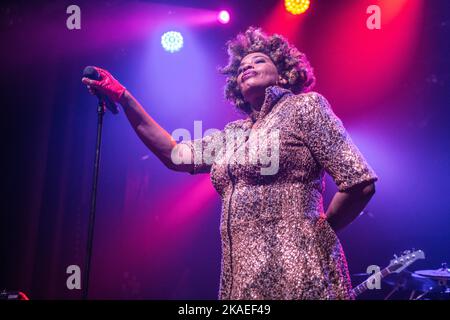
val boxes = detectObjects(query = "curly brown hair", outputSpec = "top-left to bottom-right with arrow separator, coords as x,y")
220,26 -> 316,115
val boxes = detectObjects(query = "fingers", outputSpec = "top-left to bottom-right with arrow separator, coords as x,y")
82,78 -> 99,96
91,66 -> 116,84
82,66 -> 119,99
94,66 -> 110,78
93,66 -> 104,74
95,67 -> 118,84
97,68 -> 112,81
87,85 -> 96,95
82,77 -> 101,87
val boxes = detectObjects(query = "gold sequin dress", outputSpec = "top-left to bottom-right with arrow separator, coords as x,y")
180,86 -> 378,299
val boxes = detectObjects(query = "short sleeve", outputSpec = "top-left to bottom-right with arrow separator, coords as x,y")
177,129 -> 225,175
295,92 -> 378,191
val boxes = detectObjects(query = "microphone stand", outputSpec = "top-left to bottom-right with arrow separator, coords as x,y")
83,99 -> 106,300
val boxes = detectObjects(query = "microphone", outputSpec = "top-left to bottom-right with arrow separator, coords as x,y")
82,66 -> 119,114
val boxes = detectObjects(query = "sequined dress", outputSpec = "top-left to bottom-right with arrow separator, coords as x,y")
180,86 -> 378,299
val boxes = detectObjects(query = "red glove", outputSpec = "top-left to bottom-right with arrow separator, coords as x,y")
81,66 -> 126,103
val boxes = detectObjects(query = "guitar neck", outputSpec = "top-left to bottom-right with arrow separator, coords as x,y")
352,267 -> 392,297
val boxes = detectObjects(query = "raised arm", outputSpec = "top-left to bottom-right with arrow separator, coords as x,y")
81,66 -> 193,172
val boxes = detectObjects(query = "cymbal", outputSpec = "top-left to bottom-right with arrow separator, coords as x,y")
383,271 -> 437,292
415,263 -> 450,280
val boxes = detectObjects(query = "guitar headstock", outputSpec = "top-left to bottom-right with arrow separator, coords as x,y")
388,249 -> 425,273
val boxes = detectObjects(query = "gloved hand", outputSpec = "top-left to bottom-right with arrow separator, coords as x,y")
81,66 -> 126,103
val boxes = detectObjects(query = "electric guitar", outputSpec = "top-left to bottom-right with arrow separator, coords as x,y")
352,249 -> 425,297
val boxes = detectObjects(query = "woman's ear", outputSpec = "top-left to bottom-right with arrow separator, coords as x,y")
277,76 -> 288,86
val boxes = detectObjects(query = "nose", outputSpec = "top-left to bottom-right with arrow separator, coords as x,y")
241,63 -> 254,74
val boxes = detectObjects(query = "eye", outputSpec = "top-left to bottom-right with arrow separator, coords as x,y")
237,58 -> 265,75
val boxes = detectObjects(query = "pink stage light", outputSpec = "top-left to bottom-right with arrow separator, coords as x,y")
218,10 -> 230,24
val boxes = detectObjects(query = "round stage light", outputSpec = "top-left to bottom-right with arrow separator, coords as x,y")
285,0 -> 310,15
161,31 -> 184,53
218,10 -> 230,24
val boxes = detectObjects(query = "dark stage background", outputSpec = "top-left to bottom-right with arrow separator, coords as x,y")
1,0 -> 449,299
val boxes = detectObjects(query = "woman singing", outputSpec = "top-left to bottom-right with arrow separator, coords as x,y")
82,27 -> 378,300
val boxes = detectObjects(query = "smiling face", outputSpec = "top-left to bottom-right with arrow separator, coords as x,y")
237,52 -> 280,110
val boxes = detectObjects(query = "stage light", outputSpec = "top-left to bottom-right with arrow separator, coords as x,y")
161,31 -> 183,53
285,0 -> 310,15
218,10 -> 230,24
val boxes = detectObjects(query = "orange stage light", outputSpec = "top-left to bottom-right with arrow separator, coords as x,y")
285,0 -> 310,15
